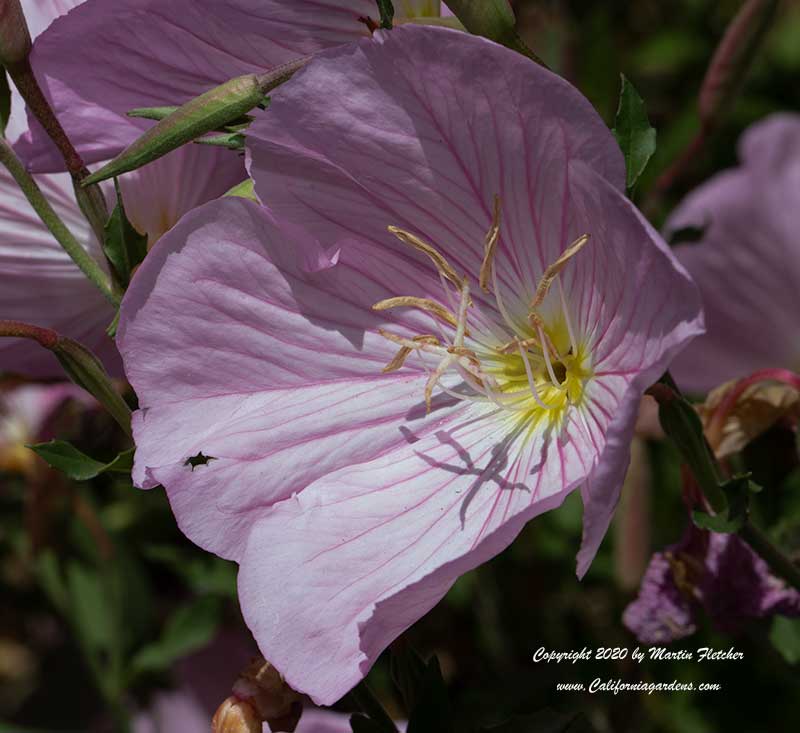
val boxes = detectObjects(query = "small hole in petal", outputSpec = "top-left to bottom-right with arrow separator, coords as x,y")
184,451 -> 217,470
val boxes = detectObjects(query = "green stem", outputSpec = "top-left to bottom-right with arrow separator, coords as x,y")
0,137 -> 119,307
6,58 -> 109,241
740,522 -> 800,594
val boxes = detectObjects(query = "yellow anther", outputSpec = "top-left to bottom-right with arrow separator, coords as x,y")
372,296 -> 459,329
529,234 -> 590,313
388,226 -> 463,289
479,195 -> 502,293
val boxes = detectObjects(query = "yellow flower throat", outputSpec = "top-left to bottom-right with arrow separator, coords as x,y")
374,196 -> 594,432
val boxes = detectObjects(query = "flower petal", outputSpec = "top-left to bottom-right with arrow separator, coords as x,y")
534,161 -> 703,576
16,0 -> 377,171
239,401 -> 584,704
119,196 -> 473,560
0,144 -> 240,377
247,25 -> 626,302
0,168 -> 119,376
4,0 -> 83,143
117,144 -> 246,246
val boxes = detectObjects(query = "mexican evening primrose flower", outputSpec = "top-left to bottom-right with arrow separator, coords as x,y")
119,27 -> 703,704
16,0 -> 453,172
667,114 -> 800,393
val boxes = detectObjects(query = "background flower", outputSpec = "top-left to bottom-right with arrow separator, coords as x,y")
667,114 -> 800,394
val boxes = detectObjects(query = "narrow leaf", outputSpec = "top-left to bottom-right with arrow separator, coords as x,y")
612,74 -> 657,191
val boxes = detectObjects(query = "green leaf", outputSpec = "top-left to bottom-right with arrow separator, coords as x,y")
612,74 -> 657,191
129,596 -> 222,677
28,440 -> 133,481
102,179 -> 148,287
376,0 -> 395,28
769,616 -> 800,664
0,67 -> 11,137
406,656 -> 454,733
691,509 -> 744,533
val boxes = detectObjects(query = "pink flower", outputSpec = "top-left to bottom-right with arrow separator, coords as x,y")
0,145 -> 244,376
119,27 -> 702,704
16,0 -> 452,172
624,523 -> 800,644
667,114 -> 800,393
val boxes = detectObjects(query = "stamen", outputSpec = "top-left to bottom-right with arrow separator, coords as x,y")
388,226 -> 462,290
479,195 -> 502,293
424,354 -> 455,412
558,276 -> 577,356
372,296 -> 460,329
537,324 -> 565,391
529,234 -> 590,313
518,342 -> 555,410
377,329 -> 444,357
497,336 -> 542,355
492,258 -> 527,340
454,279 -> 471,347
382,335 -> 440,373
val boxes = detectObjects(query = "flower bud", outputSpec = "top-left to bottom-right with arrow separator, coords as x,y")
212,657 -> 303,733
232,657 -> 303,732
84,57 -> 307,185
212,696 -> 262,733
52,337 -> 131,437
699,0 -> 779,129
0,0 -> 31,68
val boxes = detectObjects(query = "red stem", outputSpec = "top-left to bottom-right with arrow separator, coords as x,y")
0,319 -> 58,349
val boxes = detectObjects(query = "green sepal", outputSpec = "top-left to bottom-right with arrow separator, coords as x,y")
102,179 -> 148,288
193,132 -> 245,150
224,178 -> 257,201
